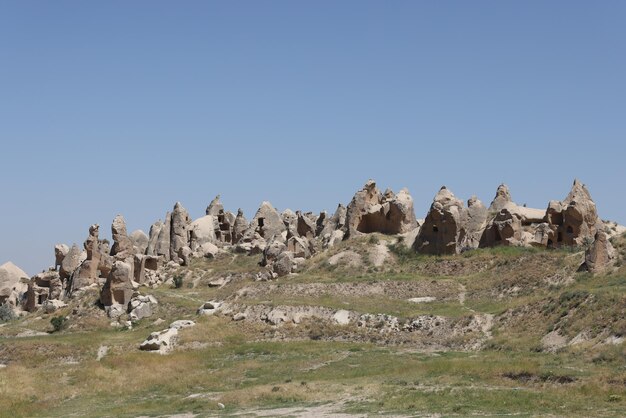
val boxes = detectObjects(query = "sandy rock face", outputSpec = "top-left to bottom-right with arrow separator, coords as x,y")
459,196 -> 488,250
189,215 -> 216,251
488,184 -> 512,213
249,201 -> 286,240
232,209 -> 249,244
54,244 -> 69,270
545,180 -> 601,248
59,244 -> 85,280
170,202 -> 191,264
582,230 -> 616,274
75,224 -> 103,288
344,180 -> 418,239
110,215 -> 134,259
414,187 -> 465,255
0,262 -> 29,307
130,230 -> 149,254
100,260 -> 133,309
25,270 -> 63,312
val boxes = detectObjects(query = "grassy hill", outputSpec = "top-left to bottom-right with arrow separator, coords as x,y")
1,233 -> 625,417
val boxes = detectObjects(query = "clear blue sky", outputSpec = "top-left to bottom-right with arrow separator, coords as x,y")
1,1 -> 625,274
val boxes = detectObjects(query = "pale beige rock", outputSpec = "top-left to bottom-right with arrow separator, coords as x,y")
54,244 -> 69,270
582,230 -> 616,274
146,220 -> 163,256
170,202 -> 191,264
110,215 -> 134,259
59,244 -> 83,280
488,184 -> 512,213
414,187 -> 465,255
345,180 -> 418,238
249,201 -> 286,240
25,270 -> 62,312
100,260 -> 134,308
189,215 -> 216,251
459,196 -> 488,250
232,209 -> 248,244
0,262 -> 29,306
130,230 -> 149,254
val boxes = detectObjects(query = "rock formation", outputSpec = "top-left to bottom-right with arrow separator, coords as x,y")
414,187 -> 465,255
74,224 -> 102,288
170,202 -> 191,264
25,270 -> 62,312
232,209 -> 248,244
0,262 -> 29,308
546,180 -> 601,247
488,184 -> 512,213
130,230 -> 149,254
100,260 -> 134,316
344,180 -> 418,239
59,244 -> 85,280
110,215 -> 134,259
249,201 -> 286,240
581,230 -> 616,274
54,244 -> 69,270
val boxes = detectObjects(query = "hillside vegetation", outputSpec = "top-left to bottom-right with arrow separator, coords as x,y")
1,233 -> 625,417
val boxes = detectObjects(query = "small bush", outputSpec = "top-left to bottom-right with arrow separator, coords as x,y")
368,234 -> 379,245
0,303 -> 16,322
173,275 -> 184,289
50,315 -> 68,332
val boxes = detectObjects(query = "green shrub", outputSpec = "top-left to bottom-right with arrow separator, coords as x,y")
173,274 -> 184,289
0,303 -> 15,322
50,315 -> 68,332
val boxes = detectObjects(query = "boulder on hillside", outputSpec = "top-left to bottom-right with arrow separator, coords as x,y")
581,230 -> 616,274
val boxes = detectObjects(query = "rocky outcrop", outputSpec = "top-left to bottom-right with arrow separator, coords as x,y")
54,244 -> 69,270
581,230 -> 616,274
206,195 -> 224,216
459,197 -> 488,250
75,224 -> 102,288
297,211 -> 316,239
100,260 -> 134,315
250,201 -> 286,240
414,187 -> 465,255
344,181 -> 418,238
146,220 -> 163,256
169,203 -> 191,264
189,215 -> 216,251
25,270 -> 62,312
546,180 -> 601,247
155,213 -> 171,260
110,215 -> 134,259
0,262 -> 29,308
129,230 -> 149,254
488,184 -> 512,213
59,244 -> 85,280
232,209 -> 248,244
